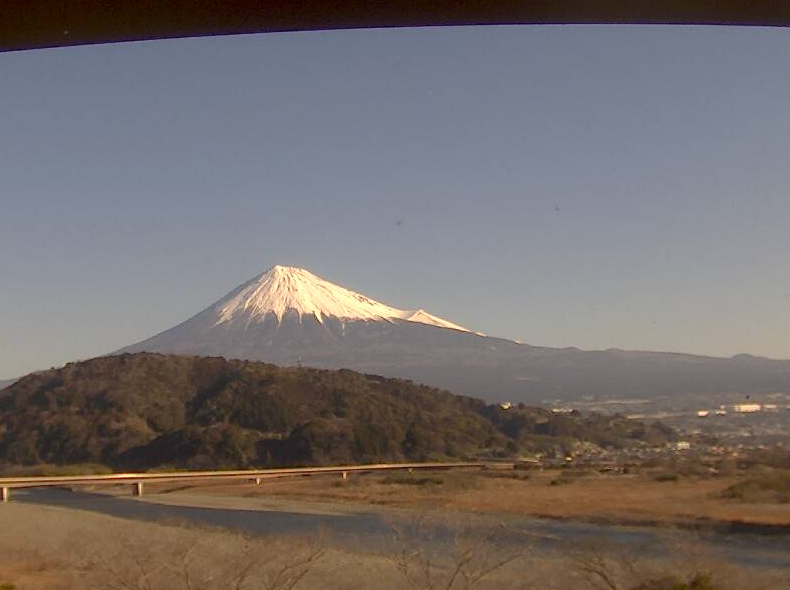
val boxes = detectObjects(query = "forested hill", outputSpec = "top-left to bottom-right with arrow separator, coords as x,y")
0,353 -> 674,470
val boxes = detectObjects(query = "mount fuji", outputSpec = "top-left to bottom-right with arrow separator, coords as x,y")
120,265 -> 790,404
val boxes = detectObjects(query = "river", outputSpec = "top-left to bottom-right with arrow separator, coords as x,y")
15,487 -> 790,571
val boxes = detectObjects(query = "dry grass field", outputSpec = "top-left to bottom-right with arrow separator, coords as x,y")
0,502 -> 382,590
145,468 -> 790,529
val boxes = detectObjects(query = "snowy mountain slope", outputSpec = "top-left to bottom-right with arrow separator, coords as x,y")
210,265 -> 468,331
121,264 -> 479,364
120,265 -> 790,404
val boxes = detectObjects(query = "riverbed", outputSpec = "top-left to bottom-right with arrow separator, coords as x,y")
15,487 -> 790,571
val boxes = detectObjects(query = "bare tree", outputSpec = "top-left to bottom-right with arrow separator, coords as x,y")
568,542 -> 632,590
386,514 -> 523,590
251,535 -> 325,590
83,533 -> 176,590
80,524 -> 324,590
565,531 -> 789,590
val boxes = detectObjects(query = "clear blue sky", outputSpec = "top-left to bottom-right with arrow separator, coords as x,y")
1,25 -> 789,378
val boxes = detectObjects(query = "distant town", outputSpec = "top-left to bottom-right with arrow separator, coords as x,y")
495,392 -> 790,474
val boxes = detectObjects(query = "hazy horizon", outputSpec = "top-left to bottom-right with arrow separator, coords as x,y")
2,25 -> 790,378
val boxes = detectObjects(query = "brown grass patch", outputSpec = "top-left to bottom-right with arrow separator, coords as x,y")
165,469 -> 790,527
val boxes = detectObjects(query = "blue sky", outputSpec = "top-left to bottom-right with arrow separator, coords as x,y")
1,25 -> 789,378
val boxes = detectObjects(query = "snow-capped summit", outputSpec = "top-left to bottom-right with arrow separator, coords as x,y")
213,265 -> 469,332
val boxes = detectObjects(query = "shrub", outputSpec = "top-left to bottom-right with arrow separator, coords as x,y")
720,471 -> 790,503
652,472 -> 680,482
631,574 -> 715,590
381,474 -> 444,486
549,477 -> 574,486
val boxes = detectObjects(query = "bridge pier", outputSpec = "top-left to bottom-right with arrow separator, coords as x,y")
341,471 -> 348,480
253,477 -> 262,485
1,487 -> 8,502
132,482 -> 144,496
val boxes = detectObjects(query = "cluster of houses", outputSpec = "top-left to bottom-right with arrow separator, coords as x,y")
696,403 -> 787,417
512,436 -> 703,471
498,401 -> 575,414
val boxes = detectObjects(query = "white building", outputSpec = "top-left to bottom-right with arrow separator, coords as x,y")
732,403 -> 762,413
